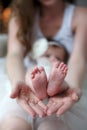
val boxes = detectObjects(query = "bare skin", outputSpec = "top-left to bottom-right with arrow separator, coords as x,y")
6,0 -> 87,120
10,82 -> 47,118
25,43 -> 68,100
6,17 -> 48,118
25,61 -> 68,100
47,62 -> 68,96
26,66 -> 48,100
35,3 -> 87,116
47,87 -> 81,116
1,0 -> 86,130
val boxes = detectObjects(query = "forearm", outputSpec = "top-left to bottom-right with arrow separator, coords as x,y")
65,53 -> 86,89
6,54 -> 26,89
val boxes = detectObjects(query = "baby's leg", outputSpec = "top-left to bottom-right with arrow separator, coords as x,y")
47,62 -> 68,96
26,66 -> 48,100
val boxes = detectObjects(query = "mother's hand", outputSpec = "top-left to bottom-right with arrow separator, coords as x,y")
10,82 -> 47,118
47,87 -> 81,116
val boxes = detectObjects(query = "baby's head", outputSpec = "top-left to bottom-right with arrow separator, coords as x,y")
31,39 -> 69,64
31,39 -> 69,78
42,41 -> 69,64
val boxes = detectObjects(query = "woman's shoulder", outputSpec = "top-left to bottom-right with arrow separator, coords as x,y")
75,6 -> 87,17
72,6 -> 87,31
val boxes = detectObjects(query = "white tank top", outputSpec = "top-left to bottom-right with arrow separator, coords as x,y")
33,4 -> 75,54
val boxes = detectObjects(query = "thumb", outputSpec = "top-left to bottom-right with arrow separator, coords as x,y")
71,88 -> 82,102
71,92 -> 79,101
10,85 -> 21,99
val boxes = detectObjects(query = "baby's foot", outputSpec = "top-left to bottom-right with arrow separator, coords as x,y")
26,67 -> 48,100
47,62 -> 68,96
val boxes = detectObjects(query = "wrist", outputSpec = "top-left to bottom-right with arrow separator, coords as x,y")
65,77 -> 82,89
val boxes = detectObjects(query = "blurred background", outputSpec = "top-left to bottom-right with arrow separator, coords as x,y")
0,0 -> 12,33
0,0 -> 12,57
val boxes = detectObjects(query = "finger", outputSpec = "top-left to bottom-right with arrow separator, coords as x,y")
71,92 -> 79,101
71,88 -> 82,102
29,91 -> 40,102
47,102 -> 63,116
38,101 -> 47,111
47,99 -> 53,108
29,98 -> 47,111
19,100 -> 36,117
57,101 -> 74,116
29,102 -> 46,118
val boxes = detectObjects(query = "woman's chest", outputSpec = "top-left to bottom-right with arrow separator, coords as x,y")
39,16 -> 63,39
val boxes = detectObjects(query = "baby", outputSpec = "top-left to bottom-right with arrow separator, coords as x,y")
25,39 -> 69,100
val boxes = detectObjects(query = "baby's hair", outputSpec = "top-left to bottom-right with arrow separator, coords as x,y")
48,39 -> 69,64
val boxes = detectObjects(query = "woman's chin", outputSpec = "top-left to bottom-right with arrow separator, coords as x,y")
40,0 -> 57,7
